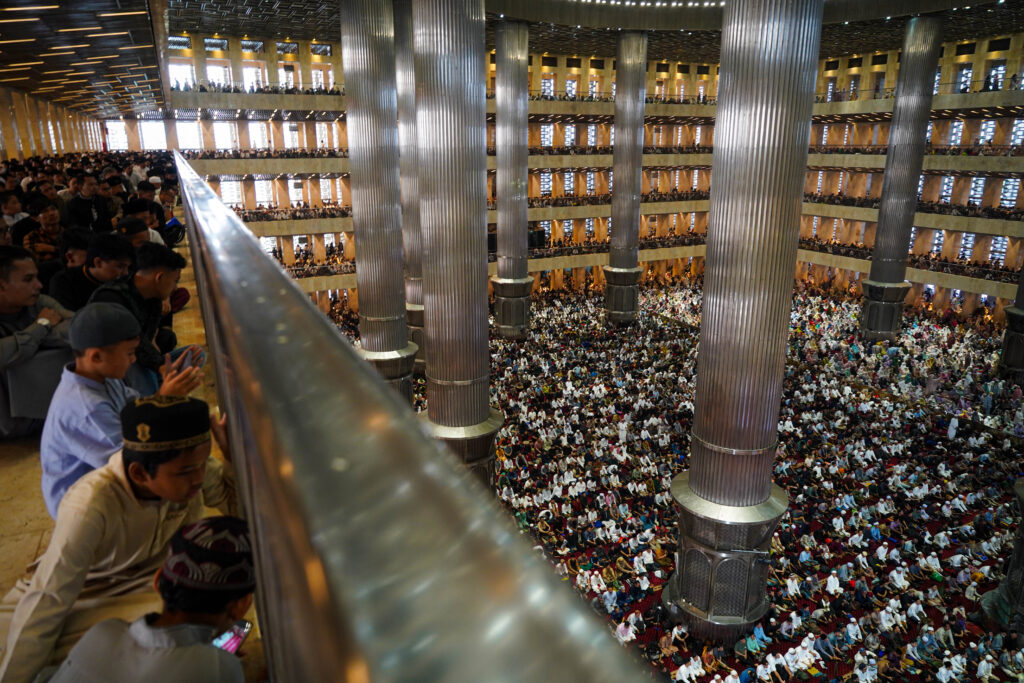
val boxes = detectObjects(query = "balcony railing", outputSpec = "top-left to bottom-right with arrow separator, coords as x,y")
174,151 -> 650,682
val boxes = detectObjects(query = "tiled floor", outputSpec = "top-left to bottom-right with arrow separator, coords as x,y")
0,239 -> 264,679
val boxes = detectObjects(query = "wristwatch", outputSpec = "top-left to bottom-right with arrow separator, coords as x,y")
36,318 -> 52,328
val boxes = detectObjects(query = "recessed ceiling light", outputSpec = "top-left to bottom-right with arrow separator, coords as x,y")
43,51 -> 74,56
0,38 -> 35,44
58,26 -> 101,32
118,44 -> 152,50
8,61 -> 42,66
0,17 -> 39,23
98,10 -> 146,16
86,32 -> 128,37
49,43 -> 88,49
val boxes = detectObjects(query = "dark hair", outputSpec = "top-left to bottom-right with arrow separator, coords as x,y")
86,233 -> 134,266
0,245 -> 34,281
123,198 -> 150,215
0,191 -> 19,207
122,445 -> 189,478
27,198 -> 57,216
136,180 -> 156,194
157,573 -> 252,615
135,242 -> 186,272
58,228 -> 92,256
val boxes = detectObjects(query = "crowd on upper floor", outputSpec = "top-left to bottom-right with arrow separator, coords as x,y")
181,148 -> 349,160
804,192 -> 1024,222
232,202 -> 351,222
0,150 -> 271,683
170,80 -> 344,96
798,236 -> 1020,285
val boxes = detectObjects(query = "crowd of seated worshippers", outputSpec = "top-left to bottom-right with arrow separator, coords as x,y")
324,269 -> 1024,682
0,151 -> 257,683
232,202 -> 351,222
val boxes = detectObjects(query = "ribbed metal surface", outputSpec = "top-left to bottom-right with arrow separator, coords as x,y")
868,15 -> 944,284
341,0 -> 409,354
495,21 -> 529,282
689,0 -> 823,507
414,0 -> 491,428
394,0 -> 422,309
608,31 -> 646,271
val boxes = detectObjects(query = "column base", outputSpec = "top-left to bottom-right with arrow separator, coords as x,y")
603,266 -> 642,326
421,408 -> 504,486
860,279 -> 910,342
406,303 -> 425,376
662,472 -> 788,642
492,276 -> 532,340
999,307 -> 1024,383
356,341 -> 419,404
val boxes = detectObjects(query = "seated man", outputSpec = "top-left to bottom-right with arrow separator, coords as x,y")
48,234 -> 134,312
22,200 -> 65,290
40,303 -> 203,518
0,246 -> 73,438
89,242 -> 195,395
54,230 -> 91,272
0,396 -> 235,682
45,516 -> 254,683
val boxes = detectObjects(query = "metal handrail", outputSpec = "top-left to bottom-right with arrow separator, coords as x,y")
174,151 -> 650,682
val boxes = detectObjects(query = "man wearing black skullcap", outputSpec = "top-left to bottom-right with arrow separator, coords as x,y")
115,217 -> 150,250
0,396 -> 236,682
47,516 -> 254,683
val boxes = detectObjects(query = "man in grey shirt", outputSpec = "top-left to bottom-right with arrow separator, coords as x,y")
0,246 -> 73,438
43,516 -> 254,683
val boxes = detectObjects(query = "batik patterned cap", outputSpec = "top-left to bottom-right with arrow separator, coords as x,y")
162,515 -> 255,592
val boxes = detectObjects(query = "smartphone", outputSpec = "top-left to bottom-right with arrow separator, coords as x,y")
211,619 -> 252,654
180,348 -> 194,371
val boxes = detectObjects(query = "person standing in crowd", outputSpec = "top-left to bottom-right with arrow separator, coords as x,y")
0,396 -> 235,682
0,246 -> 73,438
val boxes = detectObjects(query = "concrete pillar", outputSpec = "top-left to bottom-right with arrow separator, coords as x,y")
492,21 -> 532,340
663,0 -> 821,642
394,0 -> 424,374
341,0 -> 417,401
125,119 -> 142,151
200,119 -> 216,150
861,15 -> 943,341
604,31 -> 647,326
414,0 -> 503,482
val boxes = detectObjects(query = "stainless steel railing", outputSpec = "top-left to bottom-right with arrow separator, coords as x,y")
174,152 -> 650,683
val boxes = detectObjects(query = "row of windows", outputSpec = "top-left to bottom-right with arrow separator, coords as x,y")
169,62 -> 334,90
104,119 -> 337,152
169,36 -> 332,56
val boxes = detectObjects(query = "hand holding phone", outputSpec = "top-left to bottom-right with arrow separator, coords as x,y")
212,619 -> 252,654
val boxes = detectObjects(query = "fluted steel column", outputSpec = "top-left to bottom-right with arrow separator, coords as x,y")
341,0 -> 417,401
861,15 -> 943,341
999,273 -> 1024,382
414,0 -> 503,482
492,21 -> 532,340
663,0 -> 821,641
603,31 -> 647,326
394,0 -> 425,374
